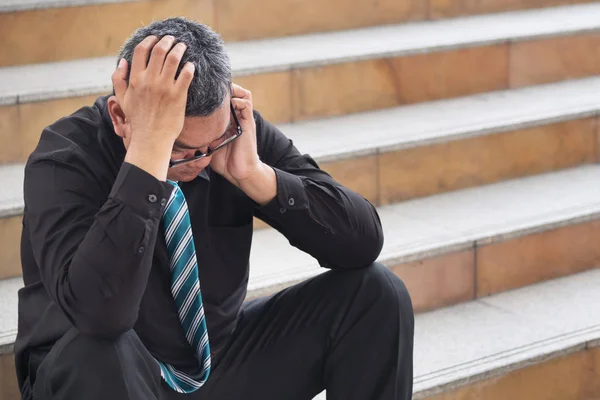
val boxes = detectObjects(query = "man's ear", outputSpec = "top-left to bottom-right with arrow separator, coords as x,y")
107,95 -> 129,140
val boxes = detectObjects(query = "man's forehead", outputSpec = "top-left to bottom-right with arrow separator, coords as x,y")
177,105 -> 230,147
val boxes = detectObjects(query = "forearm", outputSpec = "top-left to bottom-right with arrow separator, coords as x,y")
124,136 -> 173,181
36,163 -> 172,338
256,169 -> 384,269
236,162 -> 277,206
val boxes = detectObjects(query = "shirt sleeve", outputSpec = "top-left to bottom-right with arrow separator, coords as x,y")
253,111 -> 384,269
24,158 -> 173,338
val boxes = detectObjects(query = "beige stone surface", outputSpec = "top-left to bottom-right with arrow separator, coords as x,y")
424,347 -> 600,400
510,33 -> 600,88
430,0 -> 596,19
476,220 -> 600,297
215,0 -> 426,41
0,105 -> 21,164
378,119 -> 597,203
0,217 -> 22,280
395,45 -> 509,104
0,353 -> 19,400
321,156 -> 379,205
391,250 -> 475,312
0,0 -> 214,67
292,59 -> 401,121
235,72 -> 293,124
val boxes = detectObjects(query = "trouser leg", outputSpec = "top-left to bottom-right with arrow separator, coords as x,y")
33,327 -> 162,400
173,262 -> 414,400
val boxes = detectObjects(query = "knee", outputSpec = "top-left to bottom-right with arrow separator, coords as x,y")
352,263 -> 414,321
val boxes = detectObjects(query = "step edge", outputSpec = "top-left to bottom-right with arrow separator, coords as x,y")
246,206 -> 600,295
0,0 -> 140,13
3,3 -> 600,105
413,325 -> 600,397
2,78 -> 600,210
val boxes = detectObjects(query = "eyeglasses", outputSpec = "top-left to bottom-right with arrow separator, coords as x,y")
169,102 -> 243,168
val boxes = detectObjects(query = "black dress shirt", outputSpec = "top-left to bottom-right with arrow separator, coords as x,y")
14,95 -> 384,388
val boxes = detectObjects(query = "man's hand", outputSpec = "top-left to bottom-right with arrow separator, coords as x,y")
112,35 -> 195,181
210,84 -> 277,205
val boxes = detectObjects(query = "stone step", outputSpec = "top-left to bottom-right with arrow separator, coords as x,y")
249,165 -> 600,304
1,0 -> 595,66
318,269 -> 600,399
0,0 -> 139,12
3,253 -> 600,399
4,76 -> 600,277
414,268 -> 600,398
6,162 -> 600,304
2,4 -> 600,154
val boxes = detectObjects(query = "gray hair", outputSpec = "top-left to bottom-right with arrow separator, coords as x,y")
117,17 -> 232,117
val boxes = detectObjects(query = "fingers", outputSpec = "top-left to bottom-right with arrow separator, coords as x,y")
112,58 -> 128,101
174,62 -> 196,93
162,42 -> 187,79
146,35 -> 176,76
231,97 -> 253,121
130,35 -> 159,79
231,83 -> 252,102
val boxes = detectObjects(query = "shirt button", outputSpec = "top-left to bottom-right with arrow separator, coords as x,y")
288,197 -> 295,206
148,194 -> 157,203
160,198 -> 167,206
279,208 -> 286,214
138,246 -> 145,254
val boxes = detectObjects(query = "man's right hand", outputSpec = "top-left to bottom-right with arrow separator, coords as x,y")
112,35 -> 195,181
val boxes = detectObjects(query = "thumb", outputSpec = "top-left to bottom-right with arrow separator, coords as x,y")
112,58 -> 128,100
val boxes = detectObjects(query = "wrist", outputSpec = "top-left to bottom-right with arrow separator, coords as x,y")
125,137 -> 174,181
237,162 -> 277,206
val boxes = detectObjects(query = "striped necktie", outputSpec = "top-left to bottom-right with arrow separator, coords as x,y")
157,180 -> 211,393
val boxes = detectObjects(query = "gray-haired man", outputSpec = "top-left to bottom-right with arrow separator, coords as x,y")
16,18 -> 414,400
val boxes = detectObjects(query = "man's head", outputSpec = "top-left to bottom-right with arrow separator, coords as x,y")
107,17 -> 233,182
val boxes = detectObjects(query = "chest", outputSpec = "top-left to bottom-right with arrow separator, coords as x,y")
153,172 -> 255,302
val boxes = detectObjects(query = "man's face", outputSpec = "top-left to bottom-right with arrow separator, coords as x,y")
116,96 -> 231,183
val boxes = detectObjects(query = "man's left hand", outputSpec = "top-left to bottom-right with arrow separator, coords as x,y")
210,84 -> 277,205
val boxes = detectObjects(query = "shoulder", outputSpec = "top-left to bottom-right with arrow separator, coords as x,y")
27,95 -> 111,167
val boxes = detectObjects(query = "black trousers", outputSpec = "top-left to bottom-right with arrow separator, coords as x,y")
29,263 -> 414,400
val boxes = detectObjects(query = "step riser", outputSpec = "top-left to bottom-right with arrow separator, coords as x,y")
418,346 -> 600,400
0,0 -> 214,68
1,0 -> 596,67
219,0 -> 597,41
5,114 -> 598,215
0,217 -> 21,281
287,33 -> 600,122
2,32 -> 599,149
0,353 -> 18,400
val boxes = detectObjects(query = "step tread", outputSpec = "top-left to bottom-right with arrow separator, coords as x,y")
2,258 -> 599,397
0,0 -> 139,13
3,159 -> 600,291
248,165 -> 600,294
282,76 -> 600,162
0,277 -> 20,349
2,3 -> 600,105
413,268 -> 600,395
2,76 -> 600,219
0,163 -> 24,218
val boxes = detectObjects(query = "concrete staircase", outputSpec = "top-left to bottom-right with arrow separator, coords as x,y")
2,0 -> 600,399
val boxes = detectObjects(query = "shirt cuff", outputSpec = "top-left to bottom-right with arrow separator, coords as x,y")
109,162 -> 174,218
256,168 -> 309,217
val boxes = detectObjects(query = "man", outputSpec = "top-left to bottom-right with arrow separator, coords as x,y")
15,17 -> 414,400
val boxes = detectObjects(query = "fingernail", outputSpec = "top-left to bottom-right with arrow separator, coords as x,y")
118,58 -> 125,69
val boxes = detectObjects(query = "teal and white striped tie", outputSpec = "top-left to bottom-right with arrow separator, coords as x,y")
157,180 -> 211,393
